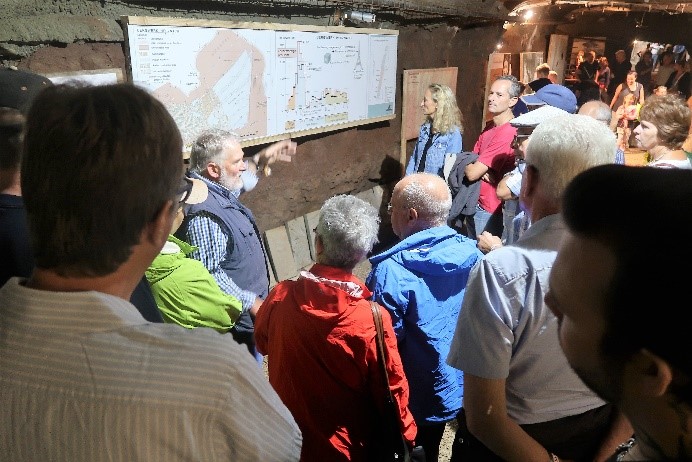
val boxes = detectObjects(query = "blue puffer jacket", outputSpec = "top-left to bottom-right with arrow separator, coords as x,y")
366,226 -> 481,424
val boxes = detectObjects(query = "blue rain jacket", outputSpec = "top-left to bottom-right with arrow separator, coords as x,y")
366,226 -> 481,423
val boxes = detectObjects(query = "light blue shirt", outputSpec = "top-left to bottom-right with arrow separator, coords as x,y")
447,214 -> 605,424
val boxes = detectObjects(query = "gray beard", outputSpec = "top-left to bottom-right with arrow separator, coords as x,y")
219,168 -> 243,191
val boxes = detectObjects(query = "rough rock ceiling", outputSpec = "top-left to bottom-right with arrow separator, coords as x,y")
126,0 -> 692,24
505,0 -> 692,21
306,0 -> 692,21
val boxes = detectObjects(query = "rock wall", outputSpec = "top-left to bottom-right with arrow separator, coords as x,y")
1,0 -> 555,231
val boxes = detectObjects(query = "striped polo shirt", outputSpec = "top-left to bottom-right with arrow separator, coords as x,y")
0,278 -> 302,461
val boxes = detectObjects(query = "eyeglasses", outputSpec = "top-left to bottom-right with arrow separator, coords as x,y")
511,134 -> 531,149
177,178 -> 194,204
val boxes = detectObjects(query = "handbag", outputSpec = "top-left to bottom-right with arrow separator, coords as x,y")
369,302 -> 426,462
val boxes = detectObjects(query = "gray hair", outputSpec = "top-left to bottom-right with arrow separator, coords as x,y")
189,129 -> 240,173
317,194 -> 380,269
495,75 -> 523,99
525,114 -> 615,201
399,173 -> 452,229
579,100 -> 612,125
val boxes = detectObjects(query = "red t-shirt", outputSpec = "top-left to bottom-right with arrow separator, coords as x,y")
473,121 -> 517,214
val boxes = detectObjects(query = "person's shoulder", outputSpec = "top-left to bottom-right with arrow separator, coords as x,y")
266,278 -> 297,298
132,323 -> 242,358
496,120 -> 518,135
95,323 -> 264,400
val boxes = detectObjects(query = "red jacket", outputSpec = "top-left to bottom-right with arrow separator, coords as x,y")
255,264 -> 416,461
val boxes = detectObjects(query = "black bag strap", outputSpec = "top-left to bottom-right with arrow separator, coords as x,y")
370,301 -> 390,394
417,126 -> 435,172
370,301 -> 411,460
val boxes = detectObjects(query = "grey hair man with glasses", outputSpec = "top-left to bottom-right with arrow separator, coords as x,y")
447,114 -> 629,462
176,129 -> 296,363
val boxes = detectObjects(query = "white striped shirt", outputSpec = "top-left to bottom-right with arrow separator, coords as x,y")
0,278 -> 301,461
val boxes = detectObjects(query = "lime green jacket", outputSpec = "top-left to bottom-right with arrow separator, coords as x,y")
146,235 -> 242,332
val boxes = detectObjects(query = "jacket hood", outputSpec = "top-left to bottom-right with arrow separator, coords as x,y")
369,226 -> 479,277
145,235 -> 197,285
288,264 -> 372,323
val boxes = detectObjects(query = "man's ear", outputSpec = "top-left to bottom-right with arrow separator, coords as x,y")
523,163 -> 538,197
145,200 -> 176,248
625,349 -> 674,398
206,162 -> 221,180
407,207 -> 418,222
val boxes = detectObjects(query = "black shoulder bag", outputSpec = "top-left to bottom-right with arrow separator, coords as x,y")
369,301 -> 426,462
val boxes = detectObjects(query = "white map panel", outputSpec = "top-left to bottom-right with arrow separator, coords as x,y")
367,34 -> 397,118
126,21 -> 397,149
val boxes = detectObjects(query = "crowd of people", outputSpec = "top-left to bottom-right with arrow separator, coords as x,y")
571,46 -> 692,150
0,53 -> 691,462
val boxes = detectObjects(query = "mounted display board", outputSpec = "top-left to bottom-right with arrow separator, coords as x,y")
547,34 -> 569,84
401,68 -> 458,141
123,16 -> 398,149
520,52 -> 545,86
482,53 -> 513,127
400,67 -> 458,173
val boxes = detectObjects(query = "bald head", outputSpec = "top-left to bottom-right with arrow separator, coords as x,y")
392,173 -> 452,238
578,100 -> 612,126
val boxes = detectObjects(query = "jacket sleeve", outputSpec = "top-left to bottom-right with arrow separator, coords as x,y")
254,285 -> 280,355
366,263 -> 408,341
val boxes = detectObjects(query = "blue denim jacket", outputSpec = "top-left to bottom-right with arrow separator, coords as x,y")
406,122 -> 462,176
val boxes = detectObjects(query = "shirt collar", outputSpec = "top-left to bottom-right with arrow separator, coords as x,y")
188,171 -> 241,199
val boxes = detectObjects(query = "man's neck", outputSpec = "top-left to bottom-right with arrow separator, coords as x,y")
528,194 -> 560,224
24,241 -> 158,301
0,169 -> 21,196
626,404 -> 692,460
492,109 -> 514,127
25,267 -> 139,301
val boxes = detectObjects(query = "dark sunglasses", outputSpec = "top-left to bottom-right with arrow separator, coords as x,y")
177,178 -> 194,204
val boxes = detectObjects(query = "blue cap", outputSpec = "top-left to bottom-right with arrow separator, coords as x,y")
521,84 -> 577,114
510,105 -> 569,127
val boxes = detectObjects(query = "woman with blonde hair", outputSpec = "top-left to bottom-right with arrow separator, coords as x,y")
633,94 -> 691,168
406,83 -> 463,178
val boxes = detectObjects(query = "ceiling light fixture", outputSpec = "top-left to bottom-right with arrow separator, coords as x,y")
343,10 -> 377,23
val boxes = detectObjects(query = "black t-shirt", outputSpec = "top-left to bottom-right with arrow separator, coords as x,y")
528,77 -> 552,92
611,60 -> 632,86
578,61 -> 599,81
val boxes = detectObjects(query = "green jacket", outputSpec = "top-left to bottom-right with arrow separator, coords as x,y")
146,235 -> 242,332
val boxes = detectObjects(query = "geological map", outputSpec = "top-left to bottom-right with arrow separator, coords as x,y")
126,20 -> 397,148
